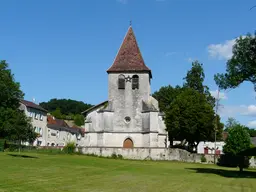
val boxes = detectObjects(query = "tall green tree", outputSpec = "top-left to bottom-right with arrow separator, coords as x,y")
214,32 -> 256,91
152,85 -> 182,113
184,60 -> 215,107
0,60 -> 35,142
223,124 -> 251,171
225,117 -> 239,131
165,88 -> 216,151
0,60 -> 23,109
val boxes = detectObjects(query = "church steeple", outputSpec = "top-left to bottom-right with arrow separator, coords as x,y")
107,26 -> 152,78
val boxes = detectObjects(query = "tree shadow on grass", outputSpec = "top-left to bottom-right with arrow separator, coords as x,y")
8,154 -> 38,159
186,168 -> 256,179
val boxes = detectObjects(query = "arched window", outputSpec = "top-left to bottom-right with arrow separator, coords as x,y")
132,75 -> 139,89
118,74 -> 125,89
123,138 -> 134,148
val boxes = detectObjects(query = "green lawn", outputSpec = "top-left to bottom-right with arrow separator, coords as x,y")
0,153 -> 255,192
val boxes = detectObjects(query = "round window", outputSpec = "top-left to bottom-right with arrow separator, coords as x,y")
124,116 -> 131,123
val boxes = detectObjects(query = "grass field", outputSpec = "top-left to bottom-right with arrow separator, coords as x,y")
0,153 -> 255,192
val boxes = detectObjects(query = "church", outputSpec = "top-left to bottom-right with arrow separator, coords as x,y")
82,26 -> 168,148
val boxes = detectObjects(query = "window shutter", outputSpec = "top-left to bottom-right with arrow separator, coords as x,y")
132,75 -> 139,89
118,75 -> 125,89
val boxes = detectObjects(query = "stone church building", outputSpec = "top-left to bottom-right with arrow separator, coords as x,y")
82,26 -> 168,148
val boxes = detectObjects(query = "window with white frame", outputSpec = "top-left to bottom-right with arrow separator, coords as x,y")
40,114 -> 43,121
34,113 -> 38,120
39,127 -> 42,136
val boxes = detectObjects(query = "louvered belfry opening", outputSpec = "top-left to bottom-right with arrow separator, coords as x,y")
118,74 -> 125,89
132,75 -> 139,89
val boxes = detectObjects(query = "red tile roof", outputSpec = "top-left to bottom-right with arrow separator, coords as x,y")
107,26 -> 152,78
47,115 -> 69,127
20,99 -> 47,112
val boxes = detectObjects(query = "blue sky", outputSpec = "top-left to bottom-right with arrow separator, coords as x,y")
1,0 -> 256,127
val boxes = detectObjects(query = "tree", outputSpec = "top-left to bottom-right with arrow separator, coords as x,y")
165,88 -> 216,151
4,110 -> 37,144
39,98 -> 93,116
214,32 -> 256,91
0,60 -> 35,143
0,60 -> 24,109
74,114 -> 84,126
225,117 -> 256,137
225,117 -> 239,131
50,108 -> 63,119
223,124 -> 251,171
184,60 -> 215,107
152,85 -> 182,113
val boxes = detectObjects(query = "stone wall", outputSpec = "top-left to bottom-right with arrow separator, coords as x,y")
80,147 -> 217,163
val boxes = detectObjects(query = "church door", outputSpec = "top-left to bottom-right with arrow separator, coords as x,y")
123,138 -> 134,148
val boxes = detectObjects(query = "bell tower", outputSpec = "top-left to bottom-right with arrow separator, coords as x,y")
106,26 -> 152,132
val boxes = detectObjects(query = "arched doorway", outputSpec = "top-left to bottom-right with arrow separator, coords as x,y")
123,138 -> 134,148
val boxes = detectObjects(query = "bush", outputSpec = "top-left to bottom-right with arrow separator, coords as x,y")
217,154 -> 250,168
0,139 -> 5,152
63,142 -> 76,154
201,155 -> 207,163
111,153 -> 118,159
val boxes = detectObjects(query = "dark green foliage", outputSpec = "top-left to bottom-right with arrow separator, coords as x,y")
0,139 -> 5,152
0,60 -> 24,110
63,142 -> 76,154
245,127 -> 256,137
165,88 -> 216,151
3,141 -> 36,152
4,110 -> 37,143
183,60 -> 215,108
217,154 -> 250,169
39,98 -> 93,116
222,124 -> 251,171
214,32 -> 256,91
201,155 -> 207,163
223,124 -> 251,155
50,108 -> 63,119
0,60 -> 36,143
154,61 -> 224,148
152,85 -> 182,113
110,153 -> 123,159
74,114 -> 84,126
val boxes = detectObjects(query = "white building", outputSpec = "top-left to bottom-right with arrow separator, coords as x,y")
20,99 -> 48,146
82,26 -> 168,148
20,100 -> 84,147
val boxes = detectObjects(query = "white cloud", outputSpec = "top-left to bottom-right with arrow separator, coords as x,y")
116,0 -> 127,4
247,120 -> 256,128
241,105 -> 256,116
218,104 -> 256,118
210,90 -> 228,100
207,39 -> 236,60
207,36 -> 247,60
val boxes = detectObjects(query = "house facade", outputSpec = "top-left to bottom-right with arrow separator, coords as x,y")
82,26 -> 168,148
20,100 -> 84,147
20,100 -> 48,146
